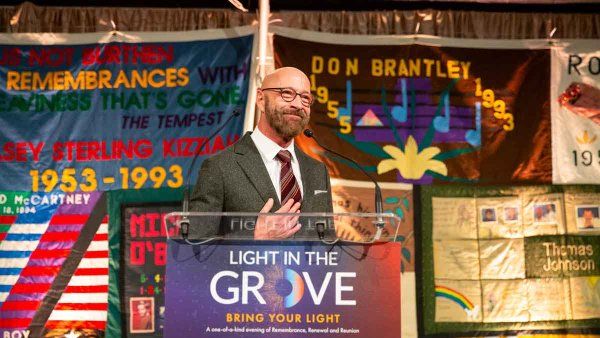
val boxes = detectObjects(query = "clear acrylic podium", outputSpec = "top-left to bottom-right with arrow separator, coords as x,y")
163,212 -> 403,338
163,212 -> 402,243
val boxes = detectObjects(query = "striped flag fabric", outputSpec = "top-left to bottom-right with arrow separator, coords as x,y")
0,192 -> 108,338
45,216 -> 109,335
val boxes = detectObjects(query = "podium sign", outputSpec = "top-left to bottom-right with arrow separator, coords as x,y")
164,240 -> 401,337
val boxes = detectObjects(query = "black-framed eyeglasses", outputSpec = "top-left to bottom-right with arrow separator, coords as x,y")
261,87 -> 314,107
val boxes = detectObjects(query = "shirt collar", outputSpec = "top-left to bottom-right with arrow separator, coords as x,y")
251,128 -> 297,163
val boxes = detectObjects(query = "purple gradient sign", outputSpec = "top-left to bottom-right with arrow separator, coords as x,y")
164,241 -> 401,337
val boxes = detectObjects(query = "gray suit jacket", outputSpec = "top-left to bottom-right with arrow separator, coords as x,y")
190,132 -> 334,237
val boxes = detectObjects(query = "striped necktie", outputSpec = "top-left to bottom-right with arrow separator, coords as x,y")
276,150 -> 302,205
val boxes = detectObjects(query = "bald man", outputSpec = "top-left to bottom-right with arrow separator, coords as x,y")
190,67 -> 334,239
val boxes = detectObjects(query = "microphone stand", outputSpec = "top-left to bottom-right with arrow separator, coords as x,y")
303,129 -> 386,241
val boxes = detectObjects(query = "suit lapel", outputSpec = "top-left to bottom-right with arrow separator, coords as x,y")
295,148 -> 318,210
234,132 -> 281,210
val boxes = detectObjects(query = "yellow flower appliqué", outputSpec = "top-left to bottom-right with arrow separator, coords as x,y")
377,135 -> 448,179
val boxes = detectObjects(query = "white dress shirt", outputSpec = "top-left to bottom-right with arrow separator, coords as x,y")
250,128 -> 303,203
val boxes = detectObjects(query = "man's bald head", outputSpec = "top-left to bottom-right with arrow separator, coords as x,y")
261,67 -> 311,90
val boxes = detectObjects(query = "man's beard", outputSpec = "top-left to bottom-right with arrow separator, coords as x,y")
265,99 -> 309,140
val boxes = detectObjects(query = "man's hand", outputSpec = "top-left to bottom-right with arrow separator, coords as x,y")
254,198 -> 301,240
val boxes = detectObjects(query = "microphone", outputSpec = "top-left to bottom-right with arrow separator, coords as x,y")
180,108 -> 242,239
303,129 -> 386,240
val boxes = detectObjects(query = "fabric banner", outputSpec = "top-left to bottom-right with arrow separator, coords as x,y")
0,28 -> 254,192
551,40 -> 600,184
273,27 -> 552,185
105,188 -> 183,338
165,240 -> 401,337
0,191 -> 108,338
121,204 -> 179,338
420,185 -> 600,336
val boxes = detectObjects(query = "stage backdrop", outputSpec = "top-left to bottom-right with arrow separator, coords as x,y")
1,24 -> 599,338
0,27 -> 255,338
273,27 -> 552,185
420,185 -> 600,336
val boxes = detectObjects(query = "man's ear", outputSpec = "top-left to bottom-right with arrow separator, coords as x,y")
256,89 -> 265,113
